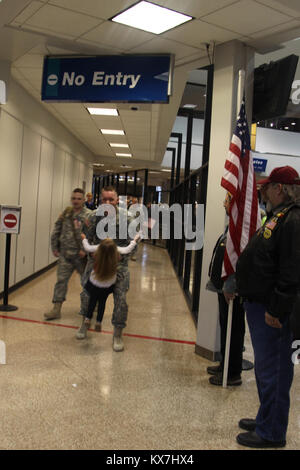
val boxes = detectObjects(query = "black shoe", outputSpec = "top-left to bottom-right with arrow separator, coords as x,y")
237,432 -> 286,449
239,418 -> 256,432
207,364 -> 223,375
209,374 -> 242,386
242,359 -> 254,371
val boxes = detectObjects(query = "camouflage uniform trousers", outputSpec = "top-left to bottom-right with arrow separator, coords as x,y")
79,256 -> 130,330
52,255 -> 86,303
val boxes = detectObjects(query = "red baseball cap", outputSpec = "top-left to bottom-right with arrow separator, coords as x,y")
258,166 -> 300,186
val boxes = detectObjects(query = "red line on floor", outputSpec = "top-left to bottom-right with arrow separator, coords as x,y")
0,314 -> 196,346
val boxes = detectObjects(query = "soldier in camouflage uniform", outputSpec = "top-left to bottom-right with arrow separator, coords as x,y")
44,188 -> 91,320
77,186 -> 137,351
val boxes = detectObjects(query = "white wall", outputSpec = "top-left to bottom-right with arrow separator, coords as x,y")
254,126 -> 300,175
253,150 -> 300,175
0,79 -> 94,290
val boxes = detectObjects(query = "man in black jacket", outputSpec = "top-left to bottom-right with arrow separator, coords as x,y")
236,166 -> 300,449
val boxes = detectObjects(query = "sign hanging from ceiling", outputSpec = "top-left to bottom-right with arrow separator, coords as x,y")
41,55 -> 173,103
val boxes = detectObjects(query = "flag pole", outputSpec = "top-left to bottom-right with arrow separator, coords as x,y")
222,69 -> 245,389
237,70 -> 245,111
222,299 -> 234,387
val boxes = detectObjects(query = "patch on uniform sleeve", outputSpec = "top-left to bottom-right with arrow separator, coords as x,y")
265,218 -> 277,230
263,227 -> 272,239
262,207 -> 289,240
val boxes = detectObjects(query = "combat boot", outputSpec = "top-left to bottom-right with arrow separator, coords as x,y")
76,318 -> 90,340
44,302 -> 62,321
113,327 -> 124,352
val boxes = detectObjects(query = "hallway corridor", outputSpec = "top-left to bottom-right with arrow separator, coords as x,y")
0,244 -> 299,450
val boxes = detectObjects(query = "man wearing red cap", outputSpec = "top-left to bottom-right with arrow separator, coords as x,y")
235,166 -> 300,448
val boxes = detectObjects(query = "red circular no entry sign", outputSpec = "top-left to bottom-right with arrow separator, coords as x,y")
4,214 -> 17,229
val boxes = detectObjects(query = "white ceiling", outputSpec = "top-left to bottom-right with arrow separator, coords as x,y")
2,0 -> 300,172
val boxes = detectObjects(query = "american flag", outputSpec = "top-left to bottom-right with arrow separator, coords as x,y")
221,100 -> 261,278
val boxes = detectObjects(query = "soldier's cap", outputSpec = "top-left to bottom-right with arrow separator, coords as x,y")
258,166 -> 300,186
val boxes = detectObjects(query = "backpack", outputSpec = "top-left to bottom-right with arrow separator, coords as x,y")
208,229 -> 227,291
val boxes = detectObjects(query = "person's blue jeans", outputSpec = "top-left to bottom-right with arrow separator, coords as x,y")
245,302 -> 294,442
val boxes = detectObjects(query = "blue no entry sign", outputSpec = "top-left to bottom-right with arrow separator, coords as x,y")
41,55 -> 173,103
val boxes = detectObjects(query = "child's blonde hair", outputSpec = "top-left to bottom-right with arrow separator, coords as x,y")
93,238 -> 119,282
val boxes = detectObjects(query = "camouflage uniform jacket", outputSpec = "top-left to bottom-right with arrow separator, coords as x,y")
86,206 -> 136,268
51,206 -> 91,259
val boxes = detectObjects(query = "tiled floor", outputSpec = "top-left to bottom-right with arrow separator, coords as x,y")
0,244 -> 299,450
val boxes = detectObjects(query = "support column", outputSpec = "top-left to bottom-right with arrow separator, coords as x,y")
195,40 -> 254,361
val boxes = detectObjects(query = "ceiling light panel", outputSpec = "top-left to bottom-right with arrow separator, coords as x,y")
101,129 -> 125,135
115,153 -> 132,157
87,108 -> 118,116
111,1 -> 193,35
110,143 -> 130,148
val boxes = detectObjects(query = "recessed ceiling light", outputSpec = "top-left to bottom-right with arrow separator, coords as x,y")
87,108 -> 118,116
292,122 -> 296,125
93,163 -> 105,166
110,143 -> 129,148
101,129 -> 125,135
162,169 -> 171,172
116,153 -> 132,157
111,1 -> 193,35
183,104 -> 197,109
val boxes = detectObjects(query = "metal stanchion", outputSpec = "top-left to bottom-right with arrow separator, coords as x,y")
0,233 -> 18,312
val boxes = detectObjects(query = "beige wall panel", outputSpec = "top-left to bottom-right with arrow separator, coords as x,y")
72,158 -> 80,190
78,161 -> 85,191
48,147 -> 65,264
34,137 -> 55,272
62,153 -> 74,207
6,80 -> 95,162
0,111 -> 23,288
15,126 -> 41,283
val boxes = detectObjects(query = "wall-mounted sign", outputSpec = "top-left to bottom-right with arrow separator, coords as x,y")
0,206 -> 22,234
41,55 -> 173,103
253,158 -> 267,173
